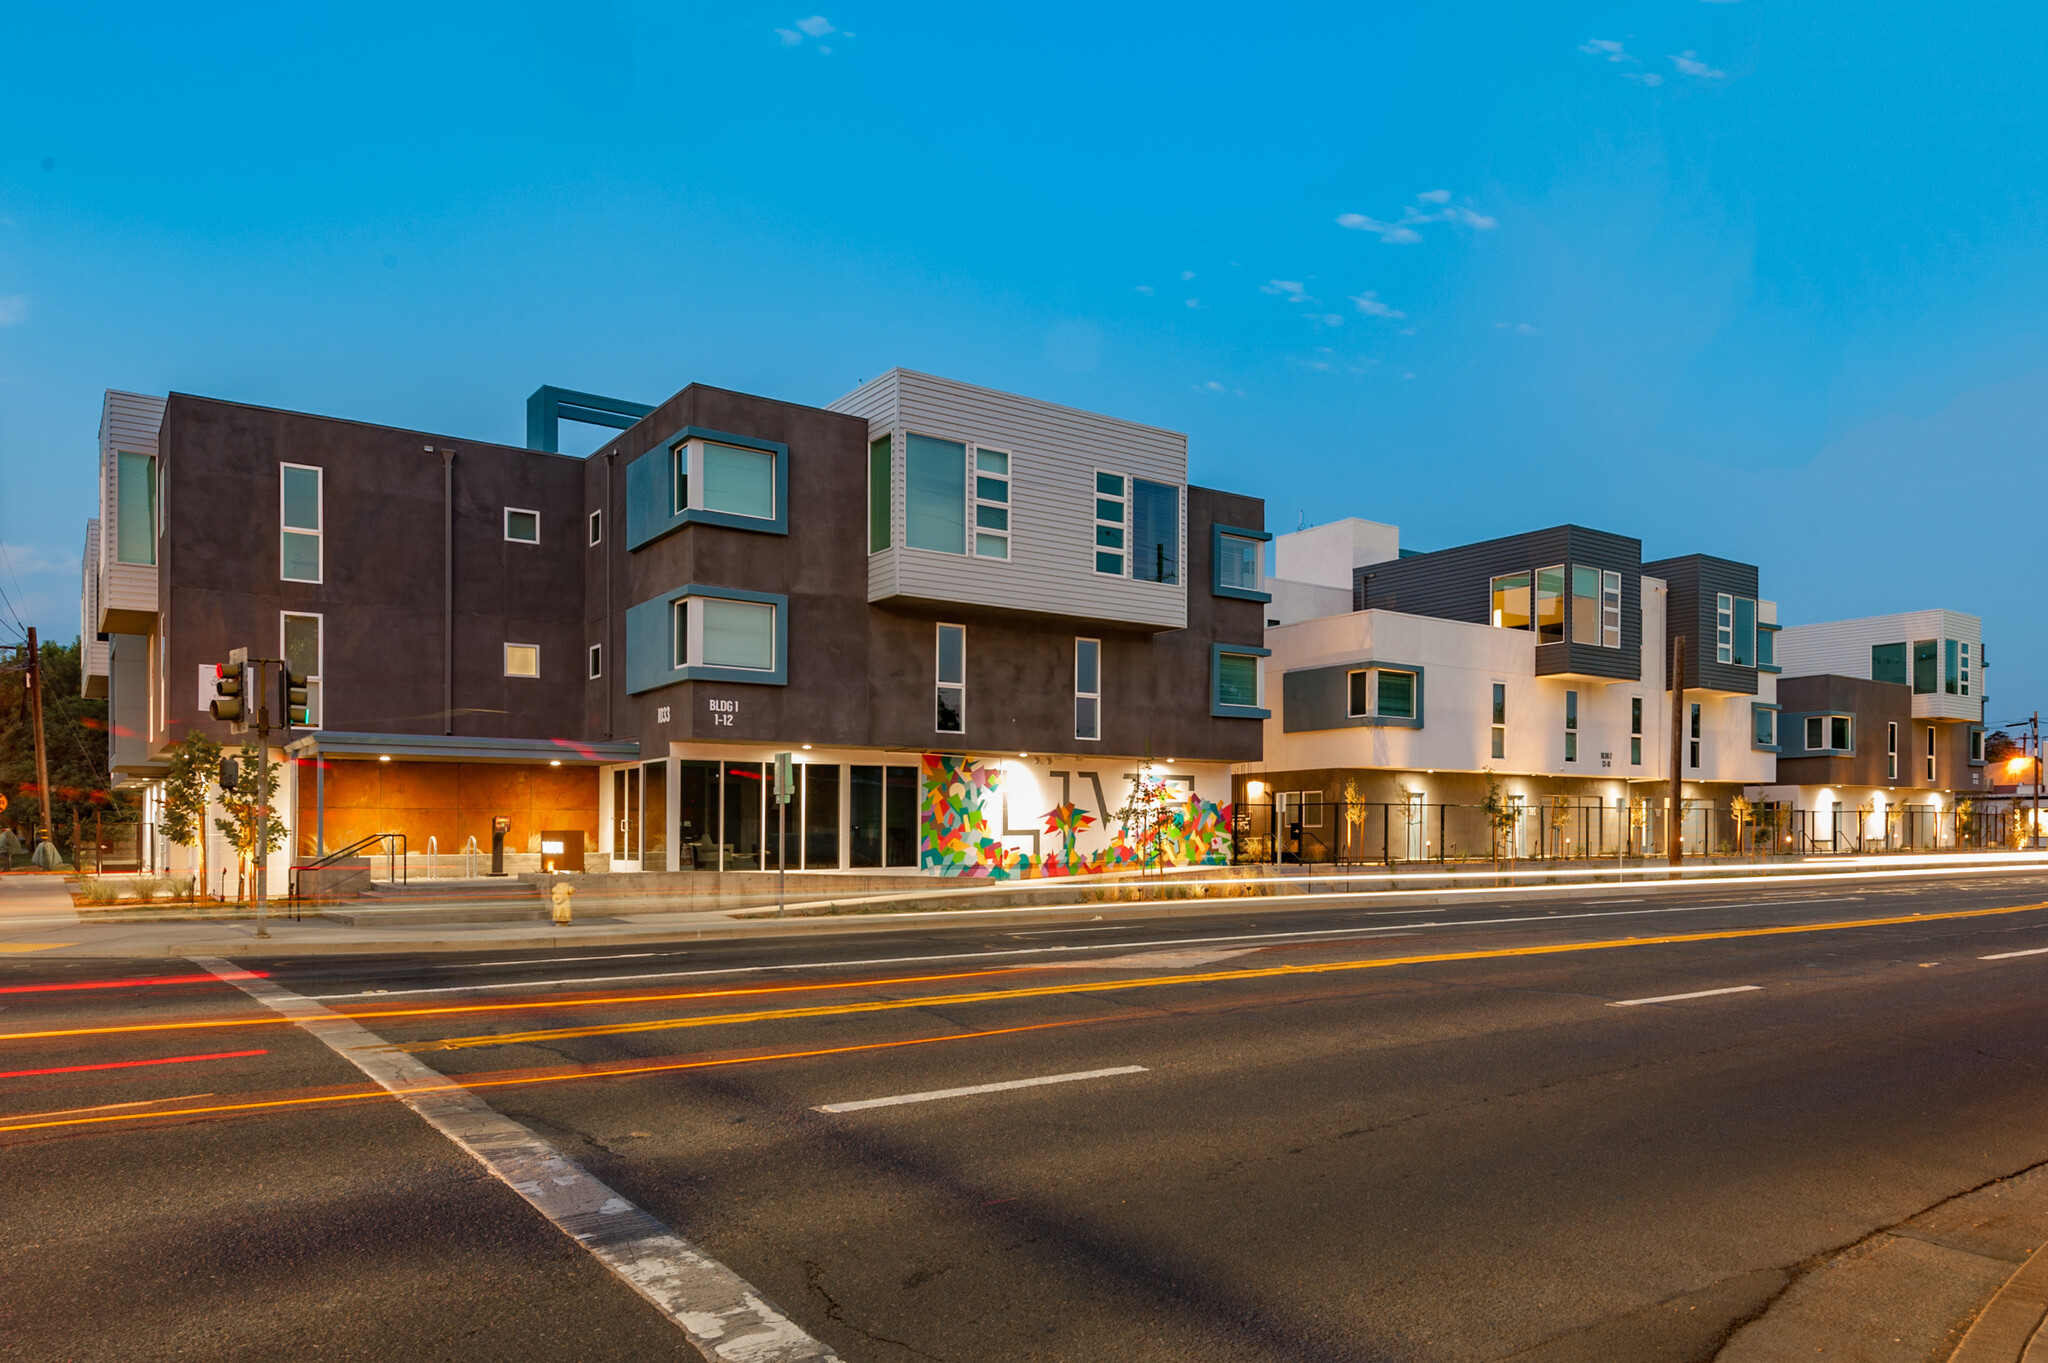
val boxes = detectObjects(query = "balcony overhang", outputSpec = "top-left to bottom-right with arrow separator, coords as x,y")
282,731 -> 641,766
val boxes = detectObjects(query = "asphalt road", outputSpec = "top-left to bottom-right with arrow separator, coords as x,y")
9,870 -> 2048,1361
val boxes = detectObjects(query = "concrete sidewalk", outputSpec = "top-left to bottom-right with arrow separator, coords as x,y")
0,874 -> 80,952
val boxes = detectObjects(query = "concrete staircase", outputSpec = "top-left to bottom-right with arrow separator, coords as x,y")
318,877 -> 549,927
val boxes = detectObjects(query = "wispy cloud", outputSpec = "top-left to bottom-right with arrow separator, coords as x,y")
1669,49 -> 1726,78
1337,191 -> 1496,244
1133,284 -> 1154,295
1180,270 -> 1196,281
775,15 -> 848,51
1349,291 -> 1407,320
0,295 -> 25,326
0,542 -> 78,575
1199,380 -> 1246,396
1184,298 -> 1201,309
1582,37 -> 1666,85
1493,321 -> 1539,335
1260,279 -> 1313,303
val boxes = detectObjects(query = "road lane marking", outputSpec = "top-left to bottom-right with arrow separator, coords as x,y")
456,952 -> 689,968
0,970 -> 264,994
1981,946 -> 2048,960
421,899 -> 2048,1052
1608,986 -> 1762,1007
190,957 -> 839,1363
0,943 -> 73,953
815,1065 -> 1148,1113
300,896 -> 1885,1000
0,1020 -> 1095,1135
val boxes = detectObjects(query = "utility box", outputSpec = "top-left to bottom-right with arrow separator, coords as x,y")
539,829 -> 585,873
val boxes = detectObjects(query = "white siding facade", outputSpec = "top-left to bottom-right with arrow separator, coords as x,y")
97,389 -> 166,634
1774,609 -> 1985,722
830,370 -> 1188,630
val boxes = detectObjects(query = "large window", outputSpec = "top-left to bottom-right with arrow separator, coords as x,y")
1132,479 -> 1179,583
281,612 -> 322,727
1491,682 -> 1506,759
1489,573 -> 1530,630
703,441 -> 775,520
906,433 -> 967,553
1872,642 -> 1907,686
1756,624 -> 1777,670
1571,568 -> 1601,645
1732,598 -> 1756,667
1946,639 -> 1971,695
117,450 -> 158,566
1535,566 -> 1564,643
936,623 -> 965,734
974,448 -> 1010,559
1217,533 -> 1262,593
1075,638 -> 1100,741
1347,668 -> 1416,720
1564,689 -> 1579,762
280,463 -> 320,581
849,764 -> 920,868
673,597 -> 777,673
1805,714 -> 1853,752
703,599 -> 775,671
868,437 -> 892,552
1094,473 -> 1127,575
1913,639 -> 1938,694
1216,651 -> 1261,709
280,462 -> 323,577
1752,704 -> 1777,750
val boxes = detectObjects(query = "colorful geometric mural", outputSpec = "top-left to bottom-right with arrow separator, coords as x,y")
919,753 -> 1233,878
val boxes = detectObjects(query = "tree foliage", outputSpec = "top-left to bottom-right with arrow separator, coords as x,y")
213,736 -> 285,902
0,636 -> 132,852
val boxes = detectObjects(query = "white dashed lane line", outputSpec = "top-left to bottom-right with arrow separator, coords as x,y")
1981,946 -> 2048,960
1609,985 -> 1763,1007
814,1066 -> 1149,1114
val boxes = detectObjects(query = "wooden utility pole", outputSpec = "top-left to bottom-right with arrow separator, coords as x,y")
24,627 -> 53,848
1668,633 -> 1686,867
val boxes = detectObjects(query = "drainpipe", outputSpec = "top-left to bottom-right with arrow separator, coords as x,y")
442,448 -> 454,735
605,447 -> 616,740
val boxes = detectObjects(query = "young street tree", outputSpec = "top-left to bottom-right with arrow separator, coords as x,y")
213,736 -> 285,903
0,636 -> 130,859
159,731 -> 222,900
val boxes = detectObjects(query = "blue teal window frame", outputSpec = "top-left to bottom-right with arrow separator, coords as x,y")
625,426 -> 790,549
1968,724 -> 1986,766
625,584 -> 789,692
1751,702 -> 1781,753
1757,623 -> 1781,673
1211,524 -> 1273,602
1211,643 -> 1271,719
1785,710 -> 1855,756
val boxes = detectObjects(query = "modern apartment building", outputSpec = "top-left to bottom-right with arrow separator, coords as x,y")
1239,520 -> 1780,859
1750,610 -> 1989,848
80,371 -> 1267,881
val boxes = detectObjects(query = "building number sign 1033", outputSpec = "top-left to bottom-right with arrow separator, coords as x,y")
708,697 -> 739,727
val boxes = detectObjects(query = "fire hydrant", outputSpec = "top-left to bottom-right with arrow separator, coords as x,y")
550,882 -> 574,926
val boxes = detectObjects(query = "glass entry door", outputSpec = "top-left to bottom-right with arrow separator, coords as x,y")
641,760 -> 668,872
611,767 -> 640,869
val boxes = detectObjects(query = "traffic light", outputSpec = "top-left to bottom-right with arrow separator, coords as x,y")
281,667 -> 311,730
218,757 -> 240,793
210,659 -> 246,730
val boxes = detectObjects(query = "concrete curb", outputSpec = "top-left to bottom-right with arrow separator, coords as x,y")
1949,1239 -> 2048,1362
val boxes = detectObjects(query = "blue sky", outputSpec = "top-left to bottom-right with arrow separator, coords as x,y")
2,2 -> 2043,722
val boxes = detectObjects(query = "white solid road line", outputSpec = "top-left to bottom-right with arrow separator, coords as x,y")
1609,985 -> 1763,1007
191,957 -> 839,1363
815,1065 -> 1149,1114
305,896 -> 1888,1001
1980,946 -> 2048,960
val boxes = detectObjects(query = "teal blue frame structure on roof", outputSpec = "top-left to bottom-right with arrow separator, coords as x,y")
526,386 -> 656,453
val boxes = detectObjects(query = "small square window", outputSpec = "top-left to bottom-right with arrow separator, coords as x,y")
505,508 -> 539,543
505,644 -> 539,677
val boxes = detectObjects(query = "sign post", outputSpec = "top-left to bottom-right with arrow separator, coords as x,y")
773,753 -> 794,918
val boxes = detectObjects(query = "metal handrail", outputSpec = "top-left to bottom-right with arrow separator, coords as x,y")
428,835 -> 439,880
464,835 -> 479,879
291,832 -> 407,898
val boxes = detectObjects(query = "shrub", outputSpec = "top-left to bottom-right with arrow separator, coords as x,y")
80,878 -> 122,906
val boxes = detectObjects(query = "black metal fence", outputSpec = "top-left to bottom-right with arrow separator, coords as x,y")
1232,798 -> 2032,865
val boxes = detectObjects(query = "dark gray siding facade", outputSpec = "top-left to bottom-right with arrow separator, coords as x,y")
1644,553 -> 1760,696
1351,525 -> 1642,682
